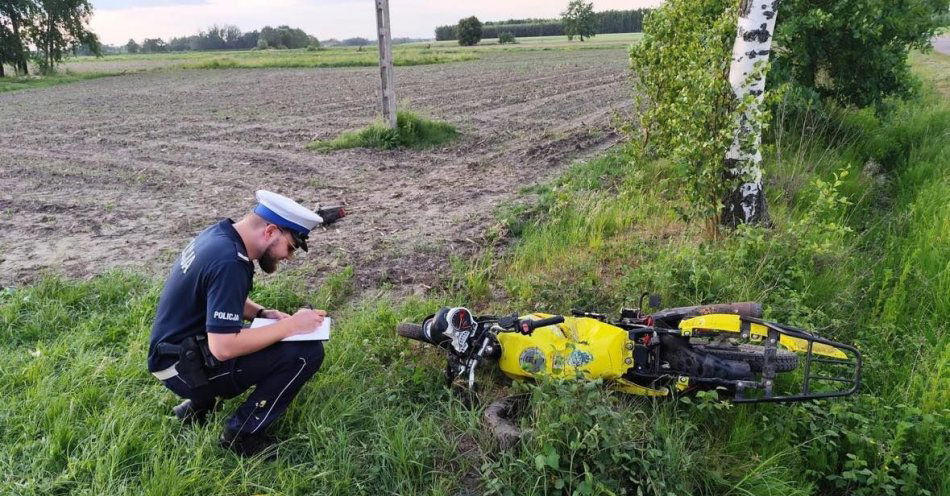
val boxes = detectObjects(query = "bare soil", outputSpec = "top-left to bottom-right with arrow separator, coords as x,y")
933,35 -> 950,56
0,49 -> 632,293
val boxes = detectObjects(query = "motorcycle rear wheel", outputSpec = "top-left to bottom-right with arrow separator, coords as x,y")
694,344 -> 799,372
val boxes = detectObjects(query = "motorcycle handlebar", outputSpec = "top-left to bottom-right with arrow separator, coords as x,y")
519,315 -> 565,334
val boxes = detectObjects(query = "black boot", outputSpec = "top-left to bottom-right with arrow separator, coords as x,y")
172,399 -> 221,425
219,428 -> 278,458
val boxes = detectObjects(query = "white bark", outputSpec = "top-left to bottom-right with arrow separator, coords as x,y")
375,0 -> 397,129
723,0 -> 778,225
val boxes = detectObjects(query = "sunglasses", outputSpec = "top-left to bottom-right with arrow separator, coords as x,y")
275,226 -> 308,252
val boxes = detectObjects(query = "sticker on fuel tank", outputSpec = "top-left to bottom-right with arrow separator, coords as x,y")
519,347 -> 546,373
567,349 -> 593,367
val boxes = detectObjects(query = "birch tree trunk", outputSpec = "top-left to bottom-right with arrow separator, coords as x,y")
721,0 -> 779,227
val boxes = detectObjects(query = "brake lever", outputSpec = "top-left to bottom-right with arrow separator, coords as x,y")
468,335 -> 493,389
467,358 -> 478,389
497,313 -> 520,330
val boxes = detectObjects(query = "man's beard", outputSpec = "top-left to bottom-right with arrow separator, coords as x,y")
258,246 -> 279,274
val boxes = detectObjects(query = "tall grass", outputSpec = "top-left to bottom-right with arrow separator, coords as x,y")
0,71 -> 118,93
0,271 -> 481,495
308,111 -> 459,152
184,51 -> 477,70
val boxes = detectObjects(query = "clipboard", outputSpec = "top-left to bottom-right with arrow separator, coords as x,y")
250,317 -> 331,341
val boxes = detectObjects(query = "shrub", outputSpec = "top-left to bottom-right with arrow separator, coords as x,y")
789,399 -> 947,496
457,16 -> 483,46
772,0 -> 947,107
308,111 -> 459,152
935,8 -> 950,27
498,32 -> 516,44
259,25 -> 312,50
482,379 -> 708,495
628,0 -> 748,224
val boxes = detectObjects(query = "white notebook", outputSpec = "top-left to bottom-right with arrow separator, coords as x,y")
250,317 -> 332,341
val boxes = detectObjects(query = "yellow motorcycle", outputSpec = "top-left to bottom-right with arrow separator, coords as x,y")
397,296 -> 861,404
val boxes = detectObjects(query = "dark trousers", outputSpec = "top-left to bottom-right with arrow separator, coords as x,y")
163,340 -> 324,434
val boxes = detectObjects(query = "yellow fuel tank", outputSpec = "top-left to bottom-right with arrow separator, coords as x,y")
496,314 -> 633,381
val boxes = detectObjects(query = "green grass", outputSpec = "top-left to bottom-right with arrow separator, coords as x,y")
181,49 -> 478,70
64,33 -> 641,69
1,48 -> 946,496
0,71 -> 118,93
58,33 -> 643,66
308,111 -> 459,152
0,273 -> 474,495
908,50 -> 950,98
0,48 -> 478,94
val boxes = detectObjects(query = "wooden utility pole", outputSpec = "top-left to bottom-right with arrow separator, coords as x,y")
721,0 -> 779,227
375,0 -> 397,129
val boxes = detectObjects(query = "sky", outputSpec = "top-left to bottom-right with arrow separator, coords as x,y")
89,0 -> 664,46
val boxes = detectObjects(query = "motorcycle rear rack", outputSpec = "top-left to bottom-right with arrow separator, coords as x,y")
628,317 -> 862,403
733,317 -> 862,403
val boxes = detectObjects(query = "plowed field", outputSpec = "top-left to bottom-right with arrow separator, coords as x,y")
0,49 -> 632,290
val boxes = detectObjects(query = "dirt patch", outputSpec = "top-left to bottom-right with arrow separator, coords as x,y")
933,35 -> 950,56
0,49 -> 632,292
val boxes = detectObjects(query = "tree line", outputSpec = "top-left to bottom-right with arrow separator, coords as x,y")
1,0 -> 98,76
435,8 -> 650,41
126,25 -> 319,54
123,28 -> 430,54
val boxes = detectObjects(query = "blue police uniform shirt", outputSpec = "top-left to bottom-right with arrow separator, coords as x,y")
147,219 -> 254,372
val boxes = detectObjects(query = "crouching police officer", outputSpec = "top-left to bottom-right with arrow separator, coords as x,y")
147,190 -> 328,457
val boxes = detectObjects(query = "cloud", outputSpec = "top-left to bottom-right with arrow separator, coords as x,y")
90,0 -> 663,45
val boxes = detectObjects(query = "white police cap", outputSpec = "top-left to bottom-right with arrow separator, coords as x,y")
253,190 -> 322,251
